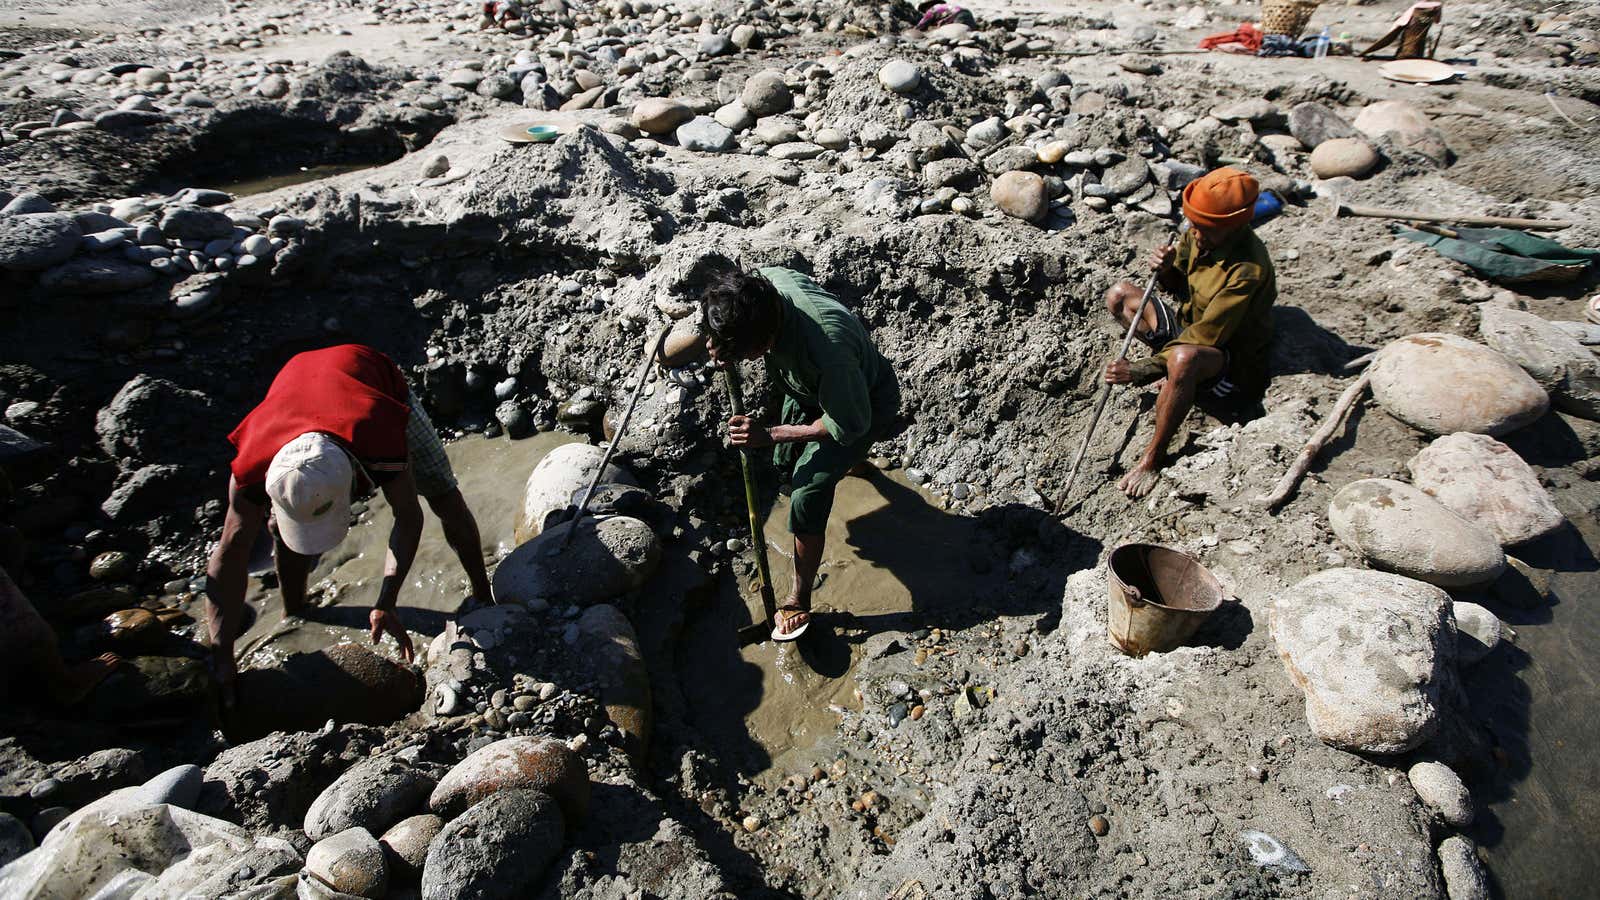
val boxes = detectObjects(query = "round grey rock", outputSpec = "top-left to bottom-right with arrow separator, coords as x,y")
135,764 -> 203,809
306,827 -> 388,899
421,789 -> 565,900
739,70 -> 792,117
476,75 -> 515,99
1438,835 -> 1490,900
160,204 -> 235,241
878,60 -> 921,94
257,74 -> 289,98
1451,601 -> 1502,666
991,171 -> 1048,224
304,757 -> 436,842
1329,478 -> 1505,588
0,812 -> 32,868
675,116 -> 734,152
380,814 -> 443,883
1408,761 -> 1474,827
0,213 -> 81,271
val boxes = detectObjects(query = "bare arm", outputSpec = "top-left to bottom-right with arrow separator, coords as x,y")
729,415 -> 830,448
204,476 -> 265,693
371,468 -> 423,662
376,468 -> 424,612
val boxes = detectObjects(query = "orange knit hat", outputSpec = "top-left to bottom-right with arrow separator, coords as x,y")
1181,167 -> 1259,230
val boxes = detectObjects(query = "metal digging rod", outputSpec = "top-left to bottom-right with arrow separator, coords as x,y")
561,326 -> 671,548
1051,235 -> 1176,516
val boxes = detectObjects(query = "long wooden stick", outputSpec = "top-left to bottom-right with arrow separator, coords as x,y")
1051,265 -> 1163,516
1256,372 -> 1371,511
721,365 -> 779,644
1336,203 -> 1572,231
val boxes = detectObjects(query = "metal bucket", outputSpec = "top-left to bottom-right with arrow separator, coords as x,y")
1106,543 -> 1225,657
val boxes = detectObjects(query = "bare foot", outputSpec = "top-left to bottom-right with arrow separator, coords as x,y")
54,652 -> 121,705
1118,462 -> 1162,499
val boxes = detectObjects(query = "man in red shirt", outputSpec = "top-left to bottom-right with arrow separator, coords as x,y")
204,345 -> 494,695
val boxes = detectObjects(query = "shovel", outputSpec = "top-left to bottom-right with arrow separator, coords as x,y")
719,364 -> 781,647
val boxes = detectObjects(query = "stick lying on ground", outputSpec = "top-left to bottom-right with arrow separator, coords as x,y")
1256,372 -> 1372,511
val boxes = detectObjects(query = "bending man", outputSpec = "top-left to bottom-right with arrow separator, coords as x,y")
1103,167 -> 1277,498
696,256 -> 901,640
204,344 -> 493,692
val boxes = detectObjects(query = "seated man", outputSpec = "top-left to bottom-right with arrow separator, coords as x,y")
695,255 -> 901,640
204,344 -> 494,695
1103,167 -> 1277,498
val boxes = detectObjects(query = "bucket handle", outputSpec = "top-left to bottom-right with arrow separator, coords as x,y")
1124,584 -> 1145,608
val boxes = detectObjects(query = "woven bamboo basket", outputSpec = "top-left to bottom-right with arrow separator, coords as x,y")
1261,0 -> 1318,37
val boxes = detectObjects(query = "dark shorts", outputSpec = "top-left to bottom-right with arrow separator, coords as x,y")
1138,299 -> 1248,405
774,388 -> 905,535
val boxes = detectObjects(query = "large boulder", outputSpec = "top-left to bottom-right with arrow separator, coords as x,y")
197,726 -> 384,832
1270,568 -> 1456,754
0,212 -> 81,271
512,443 -> 638,543
577,604 -> 651,766
493,515 -> 660,607
304,756 -> 436,841
1288,101 -> 1361,149
95,374 -> 218,469
1406,432 -> 1564,546
84,654 -> 212,722
1329,478 -> 1506,587
223,643 -> 420,742
1355,99 -> 1451,164
1479,306 -> 1600,420
1369,333 -> 1548,437
429,736 -> 589,825
421,789 -> 565,900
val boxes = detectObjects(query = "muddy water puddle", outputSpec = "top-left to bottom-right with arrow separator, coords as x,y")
681,469 -> 991,779
1467,502 -> 1600,899
235,431 -> 577,667
205,162 -> 377,198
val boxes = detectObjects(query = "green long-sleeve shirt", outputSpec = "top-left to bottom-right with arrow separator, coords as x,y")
1128,227 -> 1277,397
759,267 -> 897,446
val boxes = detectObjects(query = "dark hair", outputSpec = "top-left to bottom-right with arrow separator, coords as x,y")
694,254 -> 781,359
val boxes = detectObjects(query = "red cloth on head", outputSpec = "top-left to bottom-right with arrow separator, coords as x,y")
1199,23 -> 1264,52
228,344 -> 411,488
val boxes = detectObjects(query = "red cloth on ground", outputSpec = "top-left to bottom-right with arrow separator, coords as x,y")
1199,23 -> 1264,52
228,344 -> 411,488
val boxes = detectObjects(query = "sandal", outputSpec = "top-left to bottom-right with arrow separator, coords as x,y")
772,603 -> 811,643
1587,294 -> 1600,326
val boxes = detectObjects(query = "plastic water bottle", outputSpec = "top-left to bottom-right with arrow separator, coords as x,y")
1313,26 -> 1331,59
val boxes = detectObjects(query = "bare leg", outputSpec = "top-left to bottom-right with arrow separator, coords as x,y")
273,529 -> 315,617
426,488 -> 494,603
777,532 -> 825,636
1120,344 -> 1225,498
1104,281 -> 1160,337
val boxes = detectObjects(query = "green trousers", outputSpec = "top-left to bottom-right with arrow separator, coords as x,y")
773,395 -> 891,535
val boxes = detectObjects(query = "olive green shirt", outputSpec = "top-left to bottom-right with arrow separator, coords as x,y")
1129,227 -> 1277,396
759,267 -> 896,446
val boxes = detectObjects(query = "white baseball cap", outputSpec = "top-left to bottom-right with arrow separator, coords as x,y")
266,432 -> 354,556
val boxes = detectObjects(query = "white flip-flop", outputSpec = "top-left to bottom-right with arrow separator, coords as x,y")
771,607 -> 811,643
1586,294 -> 1600,326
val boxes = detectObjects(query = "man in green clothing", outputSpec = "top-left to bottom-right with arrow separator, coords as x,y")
693,254 -> 901,639
1102,167 -> 1277,499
